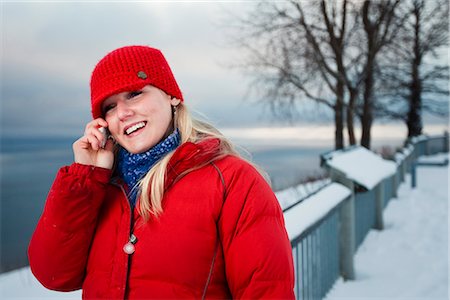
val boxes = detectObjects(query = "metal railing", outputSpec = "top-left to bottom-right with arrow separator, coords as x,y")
354,189 -> 376,249
285,132 -> 448,300
289,202 -> 342,300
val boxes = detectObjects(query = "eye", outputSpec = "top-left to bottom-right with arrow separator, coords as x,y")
127,90 -> 143,99
103,103 -> 116,115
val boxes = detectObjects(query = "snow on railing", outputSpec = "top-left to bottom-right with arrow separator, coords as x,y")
283,183 -> 351,241
276,178 -> 331,211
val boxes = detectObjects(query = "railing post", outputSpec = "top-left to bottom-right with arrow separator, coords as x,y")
411,162 -> 417,188
374,182 -> 385,230
330,169 -> 355,280
399,159 -> 405,183
392,174 -> 398,198
406,148 -> 413,174
402,159 -> 407,181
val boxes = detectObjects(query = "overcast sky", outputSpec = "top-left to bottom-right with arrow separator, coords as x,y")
2,1 -> 282,137
1,1 -> 448,139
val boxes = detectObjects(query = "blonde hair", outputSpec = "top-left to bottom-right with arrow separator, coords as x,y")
136,103 -> 260,221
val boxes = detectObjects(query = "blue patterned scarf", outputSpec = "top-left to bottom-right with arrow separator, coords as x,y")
117,129 -> 181,206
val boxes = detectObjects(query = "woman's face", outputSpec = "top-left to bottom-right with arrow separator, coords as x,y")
101,85 -> 180,154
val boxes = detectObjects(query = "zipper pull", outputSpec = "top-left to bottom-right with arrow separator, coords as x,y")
123,233 -> 138,255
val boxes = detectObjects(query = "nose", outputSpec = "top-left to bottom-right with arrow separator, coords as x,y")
116,100 -> 133,121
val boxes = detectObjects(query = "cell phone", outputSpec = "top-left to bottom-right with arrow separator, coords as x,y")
99,127 -> 110,148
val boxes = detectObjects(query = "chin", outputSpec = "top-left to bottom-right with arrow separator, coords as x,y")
120,133 -> 161,154
124,142 -> 155,154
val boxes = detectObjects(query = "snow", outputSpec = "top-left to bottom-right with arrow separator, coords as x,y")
275,178 -> 331,210
283,183 -> 351,241
417,154 -> 449,164
394,144 -> 414,163
0,268 -> 80,299
325,153 -> 449,300
409,134 -> 429,144
1,153 -> 447,300
324,146 -> 397,190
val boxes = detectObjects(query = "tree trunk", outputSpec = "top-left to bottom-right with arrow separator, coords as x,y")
335,82 -> 345,149
406,0 -> 423,137
346,88 -> 357,145
360,0 -> 377,150
406,56 -> 423,137
361,56 -> 374,149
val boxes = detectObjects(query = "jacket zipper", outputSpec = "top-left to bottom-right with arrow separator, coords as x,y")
112,182 -> 135,299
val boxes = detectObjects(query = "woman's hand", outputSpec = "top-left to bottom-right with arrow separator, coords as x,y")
73,118 -> 115,169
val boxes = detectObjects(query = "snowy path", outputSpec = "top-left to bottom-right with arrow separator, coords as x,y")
0,154 -> 448,299
325,154 -> 449,300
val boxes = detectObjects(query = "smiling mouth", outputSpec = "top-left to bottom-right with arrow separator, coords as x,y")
124,121 -> 147,135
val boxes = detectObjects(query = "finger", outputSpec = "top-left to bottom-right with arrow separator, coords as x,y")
89,127 -> 107,146
94,118 -> 108,129
85,118 -> 108,133
74,136 -> 90,150
86,134 -> 101,151
84,124 -> 107,145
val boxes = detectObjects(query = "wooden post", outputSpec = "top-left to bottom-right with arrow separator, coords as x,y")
399,159 -> 405,183
405,150 -> 413,175
425,139 -> 430,155
392,173 -> 398,198
411,162 -> 417,188
330,169 -> 355,280
374,182 -> 385,230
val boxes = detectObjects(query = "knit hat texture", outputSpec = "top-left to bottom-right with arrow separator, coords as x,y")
90,45 -> 183,119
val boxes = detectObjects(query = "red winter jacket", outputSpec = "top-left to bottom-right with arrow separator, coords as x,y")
28,139 -> 295,299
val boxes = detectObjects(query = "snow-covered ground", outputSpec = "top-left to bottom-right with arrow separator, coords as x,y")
325,153 -> 449,300
0,267 -> 81,299
0,153 -> 448,299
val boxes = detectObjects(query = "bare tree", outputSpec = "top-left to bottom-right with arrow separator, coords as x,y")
228,1 -> 366,149
230,0 -> 434,149
358,0 -> 402,149
319,0 -> 365,146
376,0 -> 449,138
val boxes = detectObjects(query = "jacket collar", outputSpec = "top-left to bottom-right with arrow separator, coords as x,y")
165,138 -> 222,191
111,138 -> 222,189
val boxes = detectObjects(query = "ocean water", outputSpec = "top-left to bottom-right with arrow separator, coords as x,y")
242,145 -> 330,189
1,137 -> 75,273
0,136 -> 333,273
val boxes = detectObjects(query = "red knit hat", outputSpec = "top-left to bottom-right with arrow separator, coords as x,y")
90,45 -> 183,119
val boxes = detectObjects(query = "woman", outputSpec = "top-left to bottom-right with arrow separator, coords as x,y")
28,45 -> 295,299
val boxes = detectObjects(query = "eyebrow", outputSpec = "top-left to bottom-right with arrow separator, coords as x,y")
126,90 -> 143,97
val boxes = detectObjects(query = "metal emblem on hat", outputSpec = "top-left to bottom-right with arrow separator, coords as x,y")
137,71 -> 147,79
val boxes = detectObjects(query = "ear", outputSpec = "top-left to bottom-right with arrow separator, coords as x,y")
170,97 -> 181,106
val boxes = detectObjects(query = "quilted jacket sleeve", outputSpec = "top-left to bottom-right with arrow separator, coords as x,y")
28,163 -> 111,292
217,157 -> 295,299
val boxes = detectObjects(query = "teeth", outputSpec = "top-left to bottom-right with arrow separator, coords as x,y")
125,122 -> 146,135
